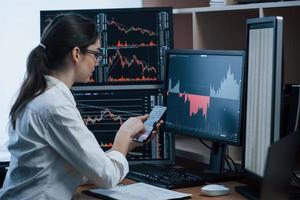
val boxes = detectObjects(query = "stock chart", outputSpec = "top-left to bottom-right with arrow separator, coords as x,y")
40,9 -> 172,85
103,11 -> 169,83
166,53 -> 244,142
41,8 -> 173,163
73,88 -> 166,160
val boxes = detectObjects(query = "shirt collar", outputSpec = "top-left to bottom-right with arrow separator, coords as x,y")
44,75 -> 76,106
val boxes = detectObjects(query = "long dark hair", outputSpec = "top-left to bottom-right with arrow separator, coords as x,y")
10,13 -> 99,128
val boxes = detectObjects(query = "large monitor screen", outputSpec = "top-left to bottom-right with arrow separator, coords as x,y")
40,7 -> 172,85
40,8 -> 174,165
72,85 -> 174,164
165,49 -> 245,146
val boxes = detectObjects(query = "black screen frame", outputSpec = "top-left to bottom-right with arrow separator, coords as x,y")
164,49 -> 247,147
40,7 -> 175,165
40,7 -> 174,86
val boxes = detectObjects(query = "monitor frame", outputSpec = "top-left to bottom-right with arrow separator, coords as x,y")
40,7 -> 174,86
41,7 -> 175,165
235,16 -> 284,200
72,84 -> 176,166
241,16 -> 283,182
164,49 -> 247,147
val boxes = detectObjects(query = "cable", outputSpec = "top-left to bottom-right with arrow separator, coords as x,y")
199,139 -> 234,171
199,139 -> 213,151
199,139 -> 240,172
225,154 -> 239,173
224,156 -> 232,172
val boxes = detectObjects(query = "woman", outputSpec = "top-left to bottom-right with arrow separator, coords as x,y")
0,14 -> 160,199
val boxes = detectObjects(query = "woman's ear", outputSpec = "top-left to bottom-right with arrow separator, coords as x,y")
71,47 -> 80,64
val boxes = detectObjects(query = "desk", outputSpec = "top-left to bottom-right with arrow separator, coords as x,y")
73,179 -> 246,200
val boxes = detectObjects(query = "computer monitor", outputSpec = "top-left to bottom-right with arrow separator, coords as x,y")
165,49 -> 246,178
235,16 -> 283,199
40,8 -> 175,165
40,7 -> 173,85
72,85 -> 174,164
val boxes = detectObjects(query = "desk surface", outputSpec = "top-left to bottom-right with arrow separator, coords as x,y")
73,179 -> 246,200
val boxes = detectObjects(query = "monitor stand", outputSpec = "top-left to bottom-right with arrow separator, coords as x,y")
198,142 -> 240,182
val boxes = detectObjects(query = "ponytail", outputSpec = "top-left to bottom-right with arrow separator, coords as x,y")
9,13 -> 99,129
10,45 -> 49,128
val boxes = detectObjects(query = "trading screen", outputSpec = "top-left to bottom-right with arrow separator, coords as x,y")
72,86 -> 171,161
41,8 -> 174,163
166,52 -> 244,144
104,11 -> 165,83
41,8 -> 172,85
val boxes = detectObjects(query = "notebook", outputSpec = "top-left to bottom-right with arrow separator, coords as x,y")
84,182 -> 192,200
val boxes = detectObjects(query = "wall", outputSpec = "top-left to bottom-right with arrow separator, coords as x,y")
0,0 -> 142,161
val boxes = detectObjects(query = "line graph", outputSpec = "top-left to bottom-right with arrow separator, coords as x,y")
108,49 -> 158,82
77,102 -> 143,148
42,9 -> 172,85
107,20 -> 157,36
78,103 -> 142,126
83,109 -> 124,125
108,40 -> 157,49
210,67 -> 240,100
106,16 -> 159,50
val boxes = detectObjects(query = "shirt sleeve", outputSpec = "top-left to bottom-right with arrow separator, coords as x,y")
38,105 -> 129,188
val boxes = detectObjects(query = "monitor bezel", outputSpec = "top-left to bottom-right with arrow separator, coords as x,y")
41,7 -> 176,165
241,16 -> 283,182
72,85 -> 176,166
40,7 -> 174,86
164,49 -> 247,147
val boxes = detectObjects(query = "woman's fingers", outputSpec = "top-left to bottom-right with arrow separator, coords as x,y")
135,114 -> 148,122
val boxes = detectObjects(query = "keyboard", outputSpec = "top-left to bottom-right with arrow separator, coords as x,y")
126,164 -> 205,189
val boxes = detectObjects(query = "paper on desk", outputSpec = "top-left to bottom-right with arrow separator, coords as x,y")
86,182 -> 192,200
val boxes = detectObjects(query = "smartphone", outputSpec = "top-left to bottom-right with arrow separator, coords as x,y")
133,105 -> 167,143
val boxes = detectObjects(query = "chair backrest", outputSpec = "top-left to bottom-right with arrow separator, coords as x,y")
261,132 -> 300,200
0,166 -> 6,188
0,162 -> 9,188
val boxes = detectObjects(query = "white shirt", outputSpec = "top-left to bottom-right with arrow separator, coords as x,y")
0,76 -> 129,200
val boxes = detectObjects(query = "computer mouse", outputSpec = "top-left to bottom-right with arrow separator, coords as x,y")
201,184 -> 230,196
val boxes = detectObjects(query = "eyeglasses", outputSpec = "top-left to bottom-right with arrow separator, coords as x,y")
81,48 -> 103,63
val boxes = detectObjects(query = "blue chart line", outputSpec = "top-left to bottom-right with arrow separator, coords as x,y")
210,66 -> 240,100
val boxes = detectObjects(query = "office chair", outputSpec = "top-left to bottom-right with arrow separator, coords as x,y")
0,162 -> 9,188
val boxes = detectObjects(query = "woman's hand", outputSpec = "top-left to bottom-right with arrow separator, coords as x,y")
128,119 -> 164,152
111,115 -> 164,156
111,115 -> 147,156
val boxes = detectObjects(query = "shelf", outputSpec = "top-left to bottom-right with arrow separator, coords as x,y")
144,0 -> 300,161
172,1 -> 300,84
173,1 -> 300,14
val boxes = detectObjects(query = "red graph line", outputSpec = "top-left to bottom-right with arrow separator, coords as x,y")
108,49 -> 158,81
107,20 -> 157,36
113,40 -> 157,48
108,77 -> 157,82
179,93 -> 210,118
84,109 -> 123,125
